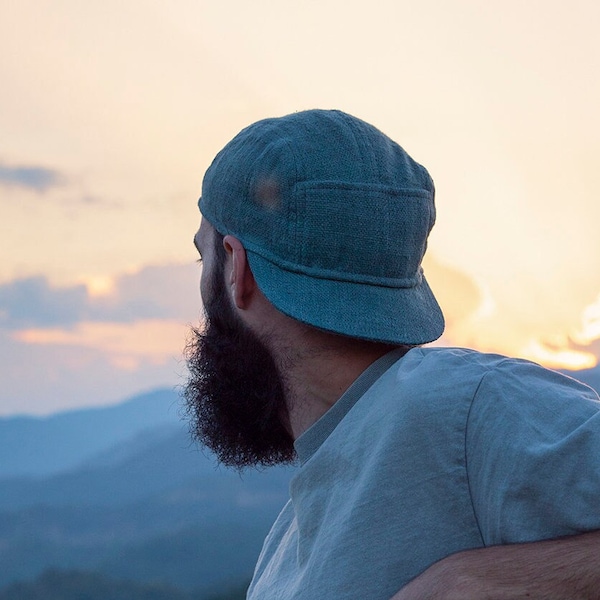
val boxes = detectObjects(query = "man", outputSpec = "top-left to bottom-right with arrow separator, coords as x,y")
184,109 -> 600,599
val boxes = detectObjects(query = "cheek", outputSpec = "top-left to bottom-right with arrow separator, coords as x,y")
200,260 -> 223,312
199,267 -> 210,307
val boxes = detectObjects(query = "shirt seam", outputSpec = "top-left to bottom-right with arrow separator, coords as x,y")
464,359 -> 513,547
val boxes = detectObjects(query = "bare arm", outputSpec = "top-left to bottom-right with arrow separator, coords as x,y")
391,531 -> 600,600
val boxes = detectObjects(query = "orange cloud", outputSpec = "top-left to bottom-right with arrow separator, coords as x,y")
13,319 -> 190,371
423,254 -> 482,325
572,293 -> 600,347
519,339 -> 597,371
424,255 -> 599,370
521,292 -> 600,370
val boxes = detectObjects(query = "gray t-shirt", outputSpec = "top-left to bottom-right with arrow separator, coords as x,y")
247,347 -> 600,600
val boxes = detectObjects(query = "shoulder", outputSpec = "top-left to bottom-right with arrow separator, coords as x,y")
381,346 -> 515,406
396,346 -> 598,404
461,356 -> 600,543
468,354 -> 600,425
463,352 -> 600,505
372,347 -> 599,428
344,347 -> 513,442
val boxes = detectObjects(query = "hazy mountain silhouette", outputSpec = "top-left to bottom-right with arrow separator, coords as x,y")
0,388 -> 180,478
0,365 -> 597,592
0,389 -> 295,592
561,364 -> 600,394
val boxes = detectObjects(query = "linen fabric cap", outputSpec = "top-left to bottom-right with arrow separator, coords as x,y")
199,109 -> 445,345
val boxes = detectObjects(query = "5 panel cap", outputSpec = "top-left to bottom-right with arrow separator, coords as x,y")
199,109 -> 445,345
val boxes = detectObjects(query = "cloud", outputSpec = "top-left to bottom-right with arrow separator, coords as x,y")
0,329 -> 183,416
520,339 -> 597,371
103,262 -> 201,323
572,293 -> 600,347
0,262 -> 203,414
0,262 -> 201,329
0,162 -> 63,192
423,255 -> 600,370
510,291 -> 600,370
546,293 -> 600,368
13,319 -> 187,370
0,277 -> 89,328
423,254 -> 482,326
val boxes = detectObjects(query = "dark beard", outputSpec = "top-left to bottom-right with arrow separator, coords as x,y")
182,268 -> 296,470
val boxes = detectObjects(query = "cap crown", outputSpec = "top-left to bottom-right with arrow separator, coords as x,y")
199,109 -> 444,344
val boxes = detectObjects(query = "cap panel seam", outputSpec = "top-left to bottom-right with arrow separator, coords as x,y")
280,132 -> 302,268
294,180 -> 433,198
247,249 -> 424,288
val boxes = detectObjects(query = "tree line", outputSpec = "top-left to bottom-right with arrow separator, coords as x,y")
0,569 -> 248,600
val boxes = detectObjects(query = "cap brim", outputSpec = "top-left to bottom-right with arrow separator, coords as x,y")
247,251 -> 445,346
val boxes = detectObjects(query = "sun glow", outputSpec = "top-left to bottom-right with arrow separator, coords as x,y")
572,294 -> 600,347
427,261 -> 600,371
83,275 -> 116,298
519,339 -> 597,371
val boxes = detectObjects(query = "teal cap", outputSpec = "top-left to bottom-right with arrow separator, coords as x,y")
199,109 -> 444,345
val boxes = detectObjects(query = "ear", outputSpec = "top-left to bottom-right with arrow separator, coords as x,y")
223,235 -> 256,309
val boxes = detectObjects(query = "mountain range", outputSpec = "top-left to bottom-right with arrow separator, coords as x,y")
0,388 -> 295,594
1,363 -> 598,594
559,364 -> 600,394
0,388 -> 182,479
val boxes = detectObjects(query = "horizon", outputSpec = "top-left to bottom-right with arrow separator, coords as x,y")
1,0 -> 599,416
2,356 -> 599,420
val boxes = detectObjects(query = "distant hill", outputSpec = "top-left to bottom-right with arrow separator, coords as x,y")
0,423 -> 293,513
0,365 -> 597,593
0,392 -> 295,592
561,365 -> 600,394
2,365 -> 596,482
0,569 -> 195,600
0,388 -> 180,478
0,569 -> 248,600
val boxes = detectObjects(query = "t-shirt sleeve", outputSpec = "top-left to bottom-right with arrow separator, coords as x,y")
466,359 -> 600,546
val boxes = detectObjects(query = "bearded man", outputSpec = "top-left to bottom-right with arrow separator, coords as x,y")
184,109 -> 600,599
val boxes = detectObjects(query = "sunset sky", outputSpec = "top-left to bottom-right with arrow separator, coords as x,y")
1,0 -> 599,415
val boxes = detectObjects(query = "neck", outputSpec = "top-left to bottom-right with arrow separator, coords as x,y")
272,328 -> 403,440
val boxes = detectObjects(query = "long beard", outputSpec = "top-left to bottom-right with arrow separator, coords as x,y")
182,278 -> 295,470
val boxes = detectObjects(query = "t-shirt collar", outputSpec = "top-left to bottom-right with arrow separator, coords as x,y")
294,347 -> 409,464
